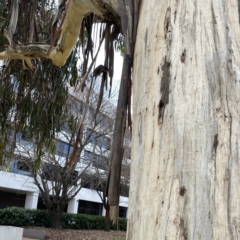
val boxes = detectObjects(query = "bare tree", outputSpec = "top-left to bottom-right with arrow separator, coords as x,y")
3,79 -> 117,229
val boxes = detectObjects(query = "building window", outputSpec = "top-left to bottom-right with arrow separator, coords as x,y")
42,164 -> 61,181
119,206 -> 127,218
83,151 -> 107,170
41,163 -> 78,182
81,174 -> 106,192
56,140 -> 73,157
16,132 -> 34,148
1,155 -> 33,176
86,129 -> 111,150
0,191 -> 26,209
85,129 -> 97,144
17,160 -> 32,172
92,155 -> 107,170
37,196 -> 68,212
78,200 -> 103,216
95,136 -> 111,150
83,150 -> 94,164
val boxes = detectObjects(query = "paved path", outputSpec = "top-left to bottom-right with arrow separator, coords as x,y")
22,238 -> 38,240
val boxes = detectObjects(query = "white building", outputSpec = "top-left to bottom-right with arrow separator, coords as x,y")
0,86 -> 130,218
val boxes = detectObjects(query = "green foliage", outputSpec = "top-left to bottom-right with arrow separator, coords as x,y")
0,207 -> 50,227
0,1 -> 81,169
0,207 -> 127,231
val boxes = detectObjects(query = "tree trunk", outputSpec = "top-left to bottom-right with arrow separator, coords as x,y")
50,209 -> 63,229
127,0 -> 240,239
104,201 -> 110,231
107,54 -> 130,224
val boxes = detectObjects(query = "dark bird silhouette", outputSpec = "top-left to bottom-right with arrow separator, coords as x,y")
93,65 -> 109,77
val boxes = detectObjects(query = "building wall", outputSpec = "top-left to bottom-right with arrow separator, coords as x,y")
0,171 -> 128,217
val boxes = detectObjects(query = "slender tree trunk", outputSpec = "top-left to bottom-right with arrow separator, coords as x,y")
107,54 -> 130,223
127,0 -> 240,239
104,201 -> 110,231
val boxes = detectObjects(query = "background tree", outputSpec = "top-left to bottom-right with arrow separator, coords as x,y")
83,128 -> 131,231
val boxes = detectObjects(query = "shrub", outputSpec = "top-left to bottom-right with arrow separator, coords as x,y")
0,207 -> 127,231
0,207 -> 50,227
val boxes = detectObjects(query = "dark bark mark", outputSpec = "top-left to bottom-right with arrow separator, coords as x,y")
158,100 -> 164,122
229,115 -> 232,150
211,2 -> 220,54
159,58 -> 171,123
151,140 -> 154,148
225,169 -> 230,182
180,186 -> 186,196
164,7 -> 171,39
157,66 -> 160,75
181,49 -> 186,63
211,3 -> 217,25
174,10 -> 177,23
180,218 -> 188,240
138,114 -> 143,144
227,156 -> 233,236
213,134 -> 218,155
174,0 -> 178,23
144,28 -> 148,55
161,59 -> 171,103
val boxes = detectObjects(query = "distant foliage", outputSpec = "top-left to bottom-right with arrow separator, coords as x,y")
0,207 -> 127,231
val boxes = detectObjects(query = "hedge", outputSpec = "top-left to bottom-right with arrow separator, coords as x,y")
0,207 -> 127,231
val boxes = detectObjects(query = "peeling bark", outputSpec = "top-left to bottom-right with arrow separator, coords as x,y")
106,0 -> 140,225
0,0 -> 120,66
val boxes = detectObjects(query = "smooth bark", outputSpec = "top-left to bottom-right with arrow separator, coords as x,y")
127,0 -> 240,239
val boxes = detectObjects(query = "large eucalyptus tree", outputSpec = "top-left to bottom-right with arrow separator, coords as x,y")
1,0 -> 240,239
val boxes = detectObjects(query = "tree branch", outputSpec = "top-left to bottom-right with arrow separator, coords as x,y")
0,0 -> 120,67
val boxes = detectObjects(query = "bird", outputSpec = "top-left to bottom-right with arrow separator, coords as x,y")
93,65 -> 109,78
